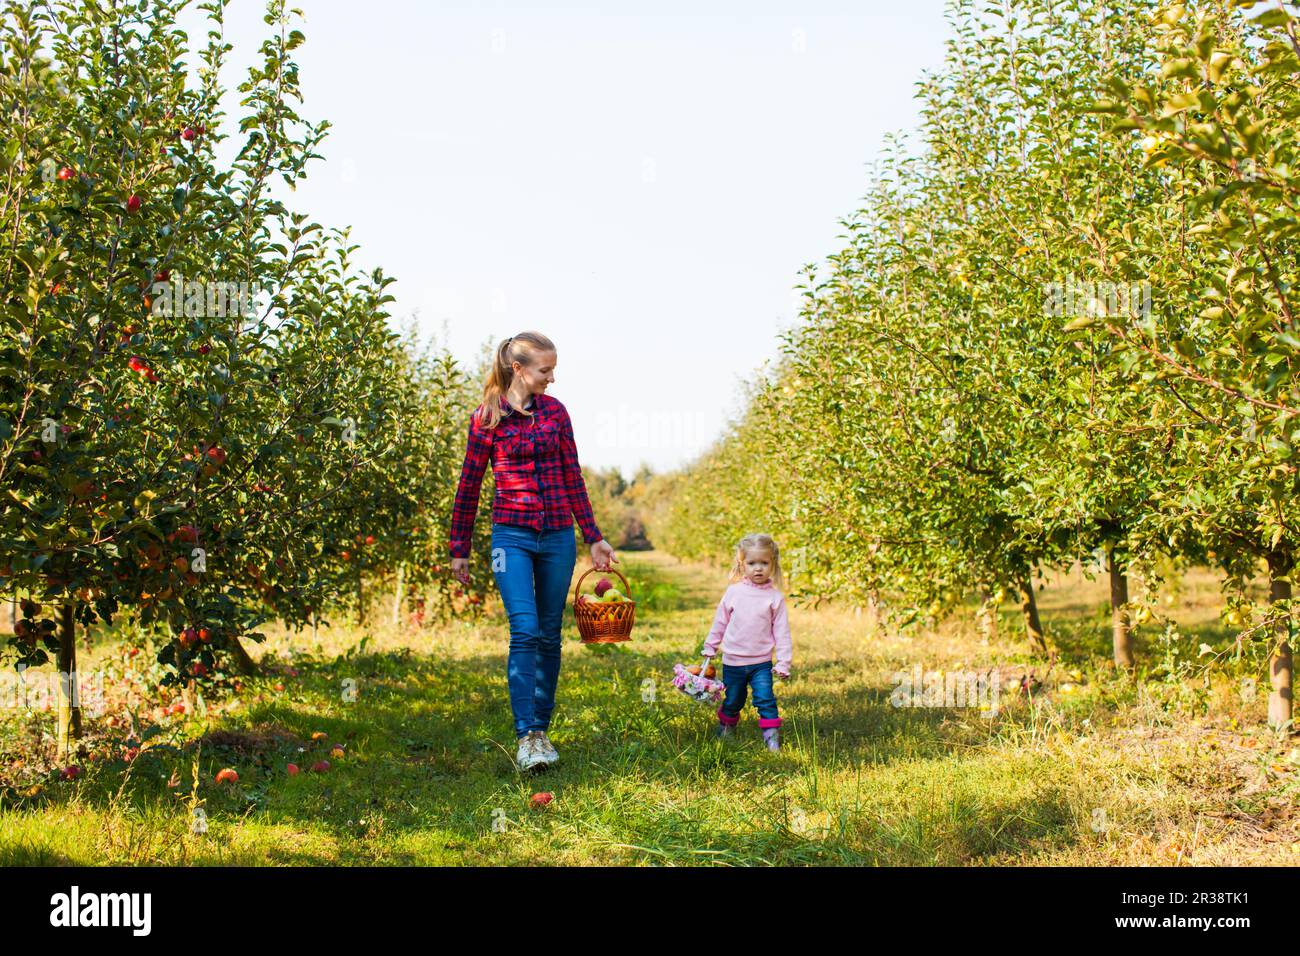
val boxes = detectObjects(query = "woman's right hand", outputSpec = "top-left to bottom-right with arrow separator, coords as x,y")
451,558 -> 470,586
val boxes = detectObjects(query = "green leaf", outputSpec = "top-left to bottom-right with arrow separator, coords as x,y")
1252,8 -> 1293,28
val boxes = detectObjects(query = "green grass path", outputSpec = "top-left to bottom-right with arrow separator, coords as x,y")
0,550 -> 1293,865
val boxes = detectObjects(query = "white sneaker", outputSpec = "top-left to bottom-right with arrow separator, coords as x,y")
535,731 -> 559,764
515,731 -> 549,772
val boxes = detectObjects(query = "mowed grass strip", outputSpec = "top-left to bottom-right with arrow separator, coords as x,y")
0,551 -> 1295,865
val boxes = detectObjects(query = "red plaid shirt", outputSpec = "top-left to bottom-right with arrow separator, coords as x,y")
448,393 -> 603,559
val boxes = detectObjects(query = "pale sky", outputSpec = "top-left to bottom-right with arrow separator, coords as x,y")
191,0 -> 952,477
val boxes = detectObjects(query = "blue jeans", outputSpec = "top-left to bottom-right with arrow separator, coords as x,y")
490,523 -> 577,739
718,661 -> 782,728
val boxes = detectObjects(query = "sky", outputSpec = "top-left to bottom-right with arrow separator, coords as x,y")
189,0 -> 953,478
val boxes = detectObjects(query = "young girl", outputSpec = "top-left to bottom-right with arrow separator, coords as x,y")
701,533 -> 793,751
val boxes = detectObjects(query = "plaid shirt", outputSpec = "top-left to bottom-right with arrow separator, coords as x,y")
448,393 -> 603,559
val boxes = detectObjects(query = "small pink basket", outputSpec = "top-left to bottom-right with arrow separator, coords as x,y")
671,661 -> 725,705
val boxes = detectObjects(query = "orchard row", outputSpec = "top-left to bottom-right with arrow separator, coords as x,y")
0,0 -> 492,756
651,0 -> 1300,730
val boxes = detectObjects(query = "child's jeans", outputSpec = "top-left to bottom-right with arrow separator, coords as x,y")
717,660 -> 782,729
490,522 -> 577,739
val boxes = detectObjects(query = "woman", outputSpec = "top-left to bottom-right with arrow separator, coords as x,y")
448,331 -> 618,771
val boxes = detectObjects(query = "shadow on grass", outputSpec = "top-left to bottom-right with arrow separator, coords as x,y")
0,551 -> 1106,865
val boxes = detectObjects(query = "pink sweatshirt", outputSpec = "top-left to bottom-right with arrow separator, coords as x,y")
702,579 -> 793,674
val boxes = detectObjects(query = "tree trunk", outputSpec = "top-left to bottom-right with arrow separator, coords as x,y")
226,635 -> 258,675
979,589 -> 998,643
1267,552 -> 1294,732
391,562 -> 405,626
1108,546 -> 1134,670
1019,576 -> 1047,653
56,604 -> 82,761
356,568 -> 365,627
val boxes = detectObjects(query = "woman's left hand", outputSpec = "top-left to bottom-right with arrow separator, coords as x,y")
590,539 -> 618,571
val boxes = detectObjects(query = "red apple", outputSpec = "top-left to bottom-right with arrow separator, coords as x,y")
126,194 -> 141,213
311,760 -> 330,773
593,578 -> 613,597
182,126 -> 196,141
214,768 -> 238,784
286,763 -> 300,776
530,792 -> 553,809
57,165 -> 74,180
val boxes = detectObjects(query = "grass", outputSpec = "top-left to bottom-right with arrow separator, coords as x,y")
0,550 -> 1297,866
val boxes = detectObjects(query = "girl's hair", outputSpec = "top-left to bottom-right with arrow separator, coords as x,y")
473,331 -> 557,430
728,533 -> 784,591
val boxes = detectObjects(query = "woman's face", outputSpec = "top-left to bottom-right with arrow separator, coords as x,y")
512,349 -> 557,396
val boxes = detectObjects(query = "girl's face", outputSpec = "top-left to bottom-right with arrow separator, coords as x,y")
511,349 -> 557,396
743,549 -> 773,585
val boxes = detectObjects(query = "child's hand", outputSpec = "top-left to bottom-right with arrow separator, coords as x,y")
775,669 -> 790,681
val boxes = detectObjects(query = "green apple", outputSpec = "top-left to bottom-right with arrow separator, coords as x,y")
600,589 -> 623,603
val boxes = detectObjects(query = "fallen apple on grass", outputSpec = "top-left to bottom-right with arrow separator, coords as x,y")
530,791 -> 553,809
214,768 -> 238,784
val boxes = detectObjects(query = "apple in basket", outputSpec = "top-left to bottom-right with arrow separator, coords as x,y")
593,577 -> 613,597
686,664 -> 701,676
600,588 -> 624,603
704,663 -> 716,679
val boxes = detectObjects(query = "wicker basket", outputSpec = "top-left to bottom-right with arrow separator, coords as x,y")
573,567 -> 636,644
